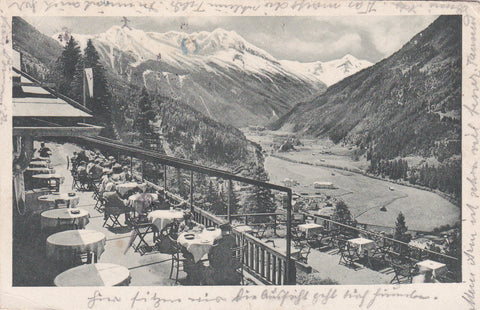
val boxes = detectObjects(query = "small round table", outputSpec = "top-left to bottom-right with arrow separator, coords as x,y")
116,182 -> 147,196
177,228 -> 222,262
128,193 -> 158,215
29,161 -> 49,168
25,167 -> 54,174
148,209 -> 184,232
38,193 -> 80,208
46,230 -> 106,262
24,168 -> 55,190
54,263 -> 131,287
32,174 -> 62,191
41,208 -> 90,230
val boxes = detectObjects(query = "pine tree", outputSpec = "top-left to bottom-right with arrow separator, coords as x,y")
54,36 -> 81,96
204,179 -> 218,211
175,168 -> 188,199
227,182 -> 240,215
332,200 -> 352,224
133,87 -> 157,149
245,164 -> 276,223
211,186 -> 227,215
394,212 -> 408,240
394,212 -> 411,253
76,39 -> 115,137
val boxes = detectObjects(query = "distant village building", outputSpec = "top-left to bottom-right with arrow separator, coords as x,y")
282,178 -> 299,187
313,181 -> 335,189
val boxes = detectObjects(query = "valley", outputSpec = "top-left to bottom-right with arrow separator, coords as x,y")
245,129 -> 460,232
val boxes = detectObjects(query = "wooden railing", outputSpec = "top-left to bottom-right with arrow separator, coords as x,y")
217,213 -> 283,236
301,212 -> 461,275
232,232 -> 288,285
143,179 -> 294,285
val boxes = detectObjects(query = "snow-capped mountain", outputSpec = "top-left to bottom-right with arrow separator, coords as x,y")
53,26 -> 368,126
280,55 -> 373,86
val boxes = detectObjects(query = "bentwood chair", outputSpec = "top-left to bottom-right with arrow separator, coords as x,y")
338,241 -> 360,268
131,218 -> 155,255
169,236 -> 188,284
389,261 -> 416,284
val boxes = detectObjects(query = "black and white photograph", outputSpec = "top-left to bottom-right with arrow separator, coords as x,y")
10,14 -> 463,287
2,1 -> 479,308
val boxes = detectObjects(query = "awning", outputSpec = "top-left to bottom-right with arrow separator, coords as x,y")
13,123 -> 103,137
13,98 -> 92,118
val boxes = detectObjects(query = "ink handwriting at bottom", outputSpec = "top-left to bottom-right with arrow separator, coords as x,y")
87,290 -> 121,309
130,291 -> 182,308
365,288 -> 433,309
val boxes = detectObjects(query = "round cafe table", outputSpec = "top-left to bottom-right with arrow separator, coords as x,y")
29,161 -> 49,168
41,208 -> 90,230
177,228 -> 222,262
31,156 -> 50,162
33,173 -> 62,180
128,193 -> 158,215
148,209 -> 184,231
24,168 -> 56,190
25,167 -> 55,175
234,225 -> 254,234
32,174 -> 62,190
38,193 -> 80,208
116,182 -> 147,196
54,263 -> 131,287
46,230 -> 106,262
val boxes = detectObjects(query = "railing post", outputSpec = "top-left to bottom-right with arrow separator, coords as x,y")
285,189 -> 295,285
190,171 -> 194,213
227,179 -> 232,223
130,155 -> 133,179
163,165 -> 167,200
273,214 -> 277,236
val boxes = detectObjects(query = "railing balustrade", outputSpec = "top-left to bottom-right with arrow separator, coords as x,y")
142,179 -> 293,285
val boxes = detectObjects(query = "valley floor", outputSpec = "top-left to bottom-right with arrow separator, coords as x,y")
245,130 -> 460,232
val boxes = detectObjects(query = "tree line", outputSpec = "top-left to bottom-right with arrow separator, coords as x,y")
49,37 -> 115,137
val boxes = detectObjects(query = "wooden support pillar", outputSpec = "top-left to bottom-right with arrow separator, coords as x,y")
130,155 -> 133,179
227,179 -> 232,223
285,189 -> 294,285
273,215 -> 277,236
190,171 -> 194,213
163,165 -> 167,200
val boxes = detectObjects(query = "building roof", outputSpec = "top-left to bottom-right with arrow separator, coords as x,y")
12,50 -> 102,137
13,69 -> 91,118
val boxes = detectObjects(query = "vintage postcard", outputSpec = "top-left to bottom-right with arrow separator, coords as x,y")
0,0 -> 479,309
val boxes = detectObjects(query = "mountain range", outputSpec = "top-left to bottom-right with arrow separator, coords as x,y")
52,26 -> 371,127
271,15 -> 461,161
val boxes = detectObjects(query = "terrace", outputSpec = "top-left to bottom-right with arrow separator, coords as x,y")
13,138 -> 461,287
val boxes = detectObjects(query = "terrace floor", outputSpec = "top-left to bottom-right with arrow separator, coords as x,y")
263,237 -> 393,285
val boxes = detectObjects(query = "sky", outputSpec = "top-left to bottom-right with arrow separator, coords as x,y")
24,16 -> 438,63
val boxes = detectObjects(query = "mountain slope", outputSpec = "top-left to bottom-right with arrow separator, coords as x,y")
52,26 -> 331,127
12,17 -> 254,168
12,17 -> 63,79
280,55 -> 372,86
271,15 -> 461,161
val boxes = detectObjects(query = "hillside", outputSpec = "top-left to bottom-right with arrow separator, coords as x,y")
12,17 -> 254,168
271,15 -> 461,162
12,17 -> 62,80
